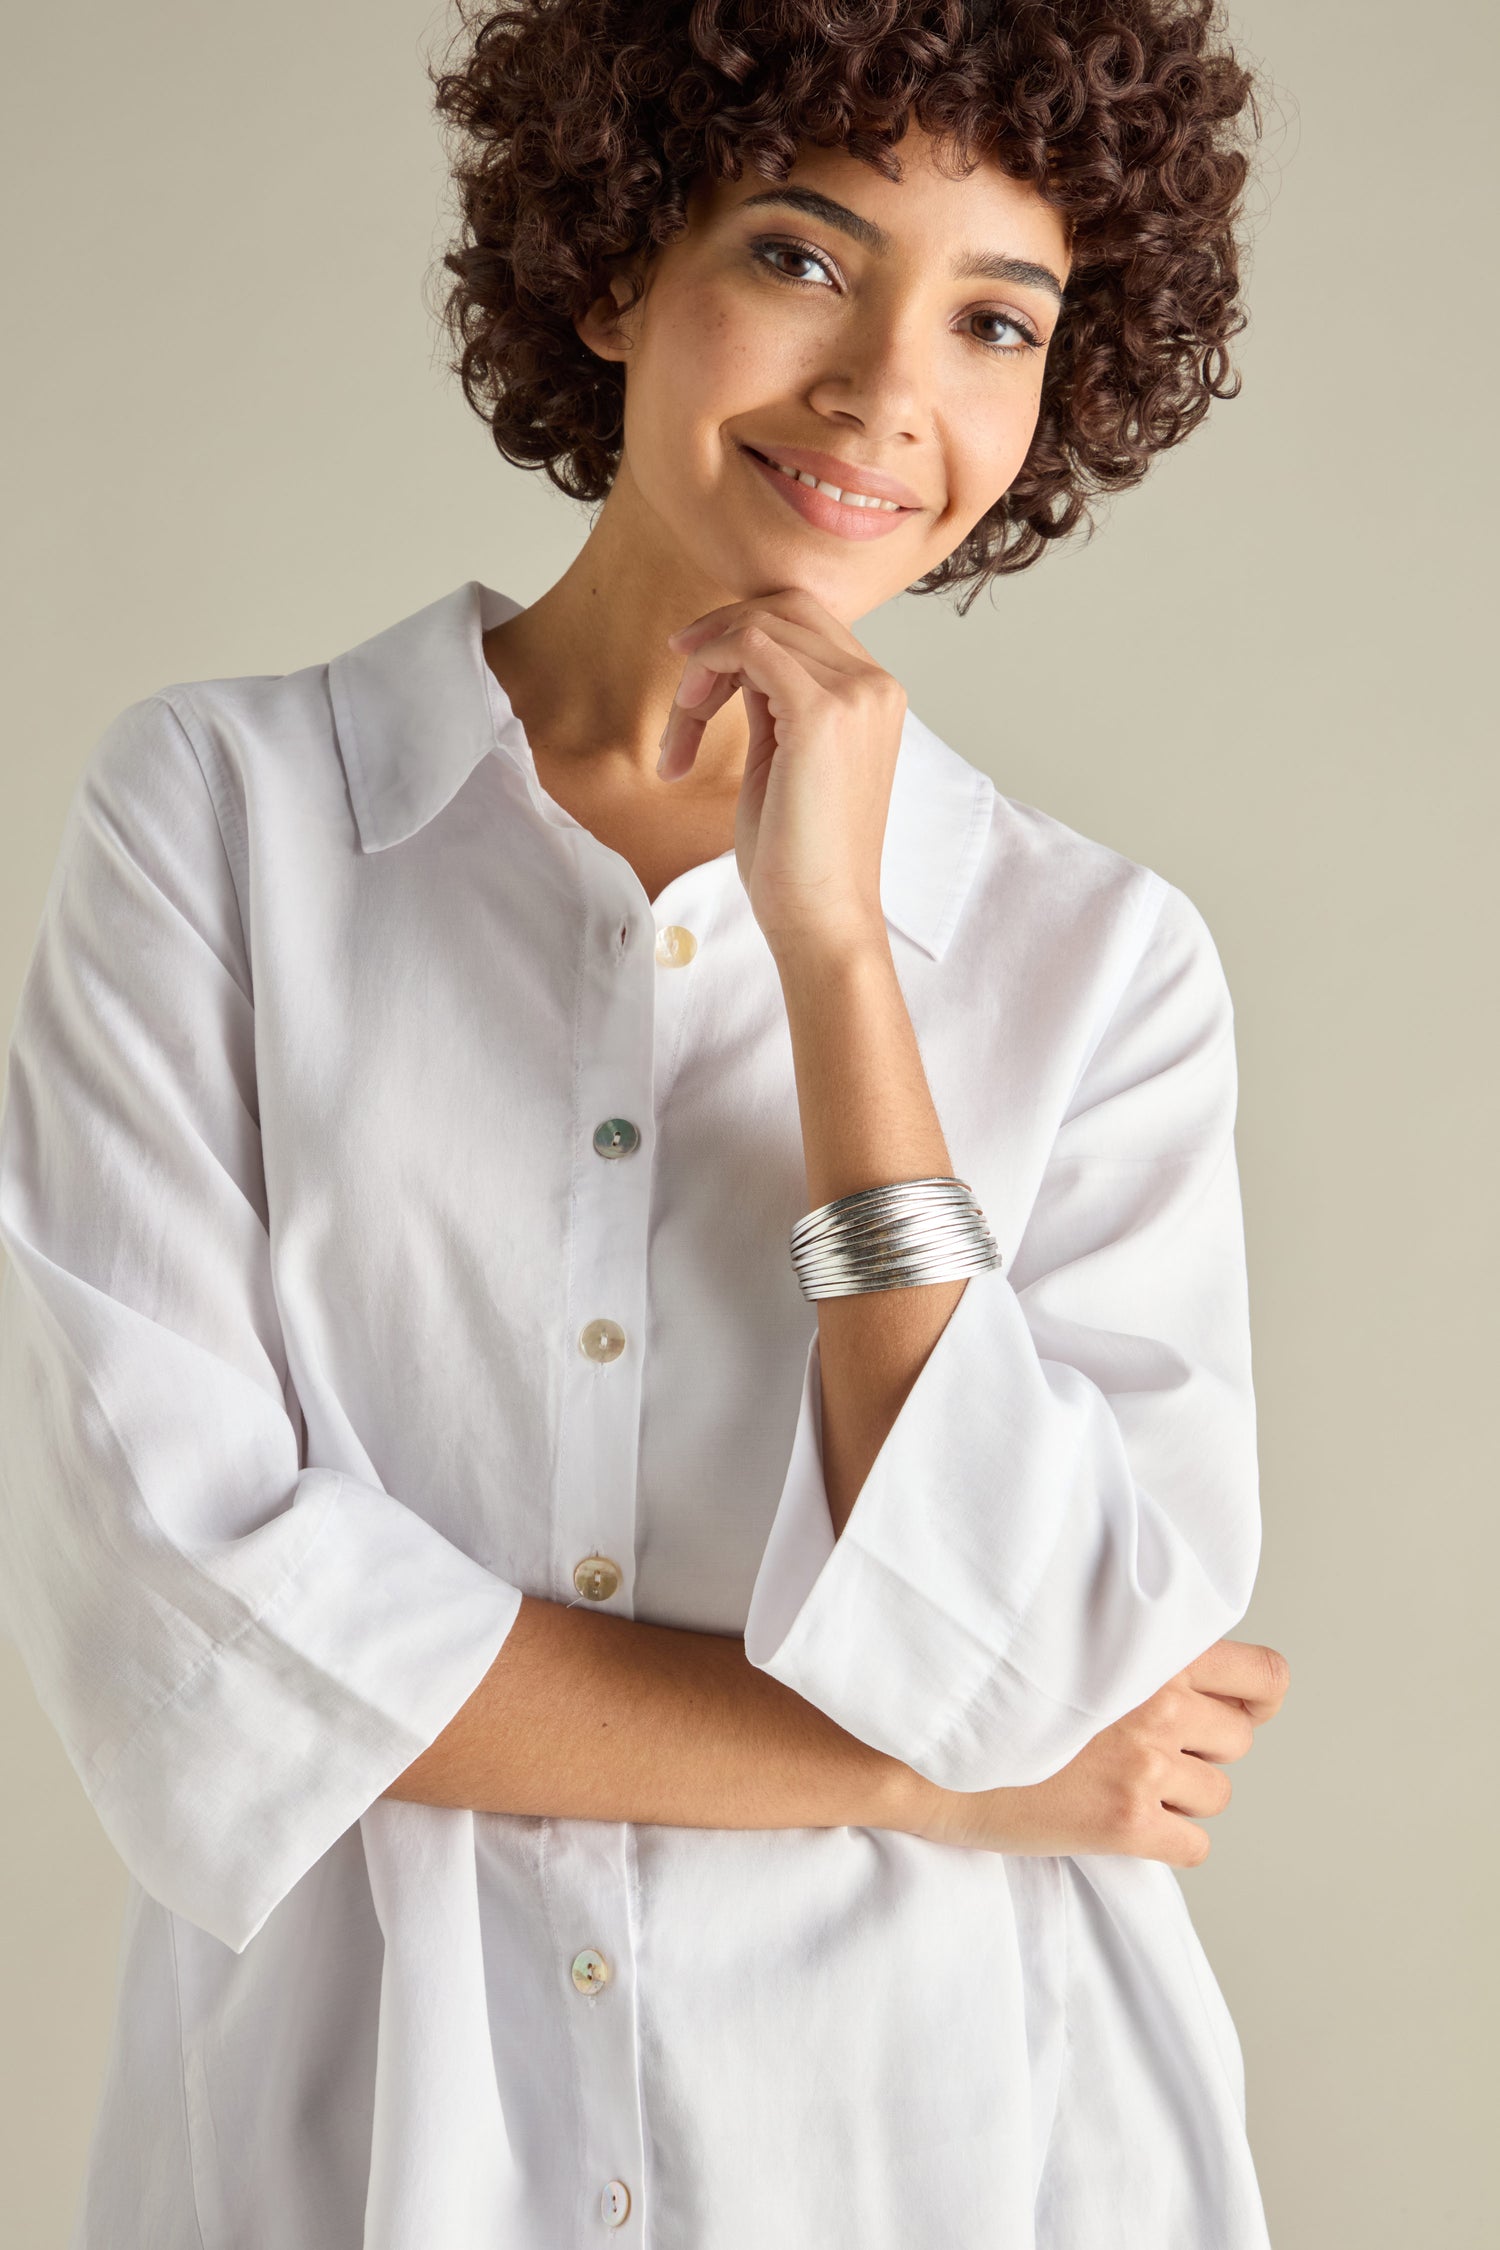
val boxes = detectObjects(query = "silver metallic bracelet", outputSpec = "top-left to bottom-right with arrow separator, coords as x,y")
790,1175 -> 1004,1301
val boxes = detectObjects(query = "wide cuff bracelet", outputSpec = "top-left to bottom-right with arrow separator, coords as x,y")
790,1174 -> 1004,1301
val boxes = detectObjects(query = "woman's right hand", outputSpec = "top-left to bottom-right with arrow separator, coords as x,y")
897,1637 -> 1291,1868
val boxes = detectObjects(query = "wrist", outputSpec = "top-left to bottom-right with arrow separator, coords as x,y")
867,1750 -> 943,1837
769,921 -> 893,993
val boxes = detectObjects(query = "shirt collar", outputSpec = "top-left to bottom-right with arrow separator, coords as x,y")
328,579 -> 993,962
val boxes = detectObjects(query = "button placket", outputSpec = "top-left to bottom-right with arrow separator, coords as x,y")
544,853 -> 732,2245
545,1822 -> 648,2243
556,878 -> 654,1623
542,872 -> 651,2225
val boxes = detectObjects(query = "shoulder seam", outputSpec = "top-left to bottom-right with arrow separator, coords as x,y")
1057,867 -> 1171,1125
149,691 -> 253,997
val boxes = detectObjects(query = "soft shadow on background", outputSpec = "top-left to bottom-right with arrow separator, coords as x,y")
2,2 -> 1493,2241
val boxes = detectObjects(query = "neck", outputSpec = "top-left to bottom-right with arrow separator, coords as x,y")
482,468 -> 752,795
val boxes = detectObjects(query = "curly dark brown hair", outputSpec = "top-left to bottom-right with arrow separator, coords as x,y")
429,0 -> 1260,610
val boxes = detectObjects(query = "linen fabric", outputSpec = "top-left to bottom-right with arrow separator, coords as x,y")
0,579 -> 1270,2248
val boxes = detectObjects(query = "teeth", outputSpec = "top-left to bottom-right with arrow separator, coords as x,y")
762,454 -> 902,511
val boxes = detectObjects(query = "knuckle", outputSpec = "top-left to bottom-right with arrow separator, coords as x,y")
1124,1740 -> 1160,1790
1107,1779 -> 1145,1836
1258,1644 -> 1291,1698
1212,1765 -> 1234,1811
1184,1826 -> 1212,1867
1117,1802 -> 1157,1853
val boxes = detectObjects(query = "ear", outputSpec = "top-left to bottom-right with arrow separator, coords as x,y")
574,265 -> 641,365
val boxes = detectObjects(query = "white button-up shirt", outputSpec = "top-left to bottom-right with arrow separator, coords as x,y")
0,579 -> 1270,2248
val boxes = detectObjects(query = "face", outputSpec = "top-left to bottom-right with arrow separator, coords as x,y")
576,124 -> 1071,623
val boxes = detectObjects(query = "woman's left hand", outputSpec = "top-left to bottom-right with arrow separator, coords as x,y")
659,589 -> 906,962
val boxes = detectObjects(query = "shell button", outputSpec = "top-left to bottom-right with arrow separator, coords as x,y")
592,1118 -> 641,1160
571,1947 -> 611,1995
579,1318 -> 626,1362
573,1555 -> 623,1603
654,924 -> 698,968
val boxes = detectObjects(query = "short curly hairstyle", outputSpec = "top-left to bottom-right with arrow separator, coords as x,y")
429,0 -> 1261,609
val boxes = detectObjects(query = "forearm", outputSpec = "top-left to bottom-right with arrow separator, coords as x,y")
381,1593 -> 1264,1870
383,1592 -> 918,1828
774,934 -> 968,1539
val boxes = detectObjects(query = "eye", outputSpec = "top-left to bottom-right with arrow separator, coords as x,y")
970,310 -> 1042,355
750,236 -> 839,289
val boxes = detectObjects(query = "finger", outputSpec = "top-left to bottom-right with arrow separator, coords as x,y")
668,657 -> 743,728
1134,1808 -> 1213,1870
659,625 -> 808,778
672,611 -> 869,690
1178,1687 -> 1257,1764
656,660 -> 742,781
1182,1639 -> 1291,1725
675,628 -> 851,711
659,623 -> 838,782
1158,1748 -> 1233,1821
667,587 -> 867,662
658,607 -> 878,781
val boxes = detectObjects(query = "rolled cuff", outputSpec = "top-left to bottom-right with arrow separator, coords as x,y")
743,1265 -> 1250,1793
88,1473 -> 523,1954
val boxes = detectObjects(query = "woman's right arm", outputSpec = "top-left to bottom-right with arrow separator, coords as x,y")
384,1603 -> 1290,1871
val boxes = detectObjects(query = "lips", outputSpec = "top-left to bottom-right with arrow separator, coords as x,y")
737,443 -> 921,542
740,442 -> 921,510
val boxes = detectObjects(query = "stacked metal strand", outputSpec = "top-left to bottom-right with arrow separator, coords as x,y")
790,1175 -> 1004,1301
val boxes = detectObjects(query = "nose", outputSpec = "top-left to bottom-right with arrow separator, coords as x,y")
804,297 -> 931,453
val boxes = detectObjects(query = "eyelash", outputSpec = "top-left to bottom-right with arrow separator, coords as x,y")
749,235 -> 1043,355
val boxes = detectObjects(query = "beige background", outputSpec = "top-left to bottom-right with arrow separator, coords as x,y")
2,1 -> 1493,2241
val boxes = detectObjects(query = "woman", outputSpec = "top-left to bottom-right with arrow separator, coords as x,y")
0,2 -> 1290,2245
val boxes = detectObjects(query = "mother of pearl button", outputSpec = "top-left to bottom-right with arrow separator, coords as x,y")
654,924 -> 698,967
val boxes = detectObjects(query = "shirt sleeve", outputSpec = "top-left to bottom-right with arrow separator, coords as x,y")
0,694 -> 524,1955
742,876 -> 1261,1792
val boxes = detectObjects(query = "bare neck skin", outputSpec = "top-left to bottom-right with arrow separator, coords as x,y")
481,453 -> 752,811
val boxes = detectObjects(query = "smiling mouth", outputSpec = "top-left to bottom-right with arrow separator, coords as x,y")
740,445 -> 910,513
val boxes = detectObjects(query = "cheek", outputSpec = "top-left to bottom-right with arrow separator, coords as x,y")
954,369 -> 1047,504
637,283 -> 761,417
634,276 -> 819,450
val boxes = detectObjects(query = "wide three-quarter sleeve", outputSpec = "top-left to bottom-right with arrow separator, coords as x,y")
743,877 -> 1261,1792
0,695 -> 523,1954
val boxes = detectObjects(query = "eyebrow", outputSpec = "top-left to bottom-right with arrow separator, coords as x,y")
735,186 -> 1066,302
